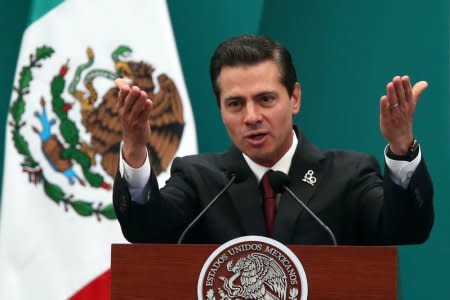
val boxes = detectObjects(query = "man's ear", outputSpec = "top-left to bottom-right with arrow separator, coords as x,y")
291,82 -> 301,115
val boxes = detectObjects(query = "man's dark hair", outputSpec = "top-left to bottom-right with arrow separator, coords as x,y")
210,35 -> 298,107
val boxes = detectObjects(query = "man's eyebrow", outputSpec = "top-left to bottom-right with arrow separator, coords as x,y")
223,91 -> 278,102
254,90 -> 278,98
223,95 -> 244,102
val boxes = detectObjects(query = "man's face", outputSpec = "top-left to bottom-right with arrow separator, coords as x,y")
218,60 -> 301,167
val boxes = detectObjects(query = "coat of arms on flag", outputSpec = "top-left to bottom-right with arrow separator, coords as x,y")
10,45 -> 185,220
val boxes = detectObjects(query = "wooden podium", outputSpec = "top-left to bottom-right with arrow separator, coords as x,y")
111,244 -> 397,299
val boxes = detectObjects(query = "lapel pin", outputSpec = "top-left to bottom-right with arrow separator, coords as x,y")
302,169 -> 316,186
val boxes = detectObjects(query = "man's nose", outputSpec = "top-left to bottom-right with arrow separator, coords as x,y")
244,103 -> 262,125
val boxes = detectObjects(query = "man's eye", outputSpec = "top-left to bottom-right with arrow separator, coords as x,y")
227,100 -> 241,108
260,95 -> 274,103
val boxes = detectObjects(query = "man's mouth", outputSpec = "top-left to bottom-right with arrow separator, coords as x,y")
245,132 -> 268,145
250,133 -> 266,140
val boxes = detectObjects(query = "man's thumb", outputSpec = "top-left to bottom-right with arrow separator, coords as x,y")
412,81 -> 428,103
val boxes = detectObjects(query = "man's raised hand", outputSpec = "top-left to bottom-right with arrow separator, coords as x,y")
380,75 -> 428,155
115,78 -> 153,168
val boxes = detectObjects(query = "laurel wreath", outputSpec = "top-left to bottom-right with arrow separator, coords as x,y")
9,46 -> 116,221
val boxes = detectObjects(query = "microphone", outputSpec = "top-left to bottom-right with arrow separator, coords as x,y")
177,165 -> 248,244
269,171 -> 338,246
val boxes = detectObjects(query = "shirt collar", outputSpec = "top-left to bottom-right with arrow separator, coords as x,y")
242,130 -> 298,183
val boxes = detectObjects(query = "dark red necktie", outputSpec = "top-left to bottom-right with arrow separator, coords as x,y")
261,172 -> 276,237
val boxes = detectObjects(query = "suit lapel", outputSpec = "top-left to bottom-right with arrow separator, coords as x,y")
222,147 -> 266,236
273,131 -> 327,243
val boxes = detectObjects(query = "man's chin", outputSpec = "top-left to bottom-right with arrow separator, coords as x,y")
245,152 -> 275,168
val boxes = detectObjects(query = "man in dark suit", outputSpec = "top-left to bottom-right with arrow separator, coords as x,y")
113,35 -> 433,245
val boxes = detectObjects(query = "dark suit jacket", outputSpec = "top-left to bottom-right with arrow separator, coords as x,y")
113,130 -> 434,245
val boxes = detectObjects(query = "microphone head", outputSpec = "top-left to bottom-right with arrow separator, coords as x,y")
226,163 -> 250,183
268,171 -> 290,193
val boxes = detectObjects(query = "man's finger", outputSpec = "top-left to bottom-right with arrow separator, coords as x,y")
132,100 -> 153,128
115,78 -> 130,90
386,82 -> 398,109
130,91 -> 149,121
412,81 -> 428,105
402,75 -> 412,103
380,95 -> 390,119
115,78 -> 130,111
116,88 -> 129,111
123,86 -> 141,113
393,75 -> 406,108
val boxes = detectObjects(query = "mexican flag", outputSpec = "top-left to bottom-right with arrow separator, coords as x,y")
0,0 -> 197,299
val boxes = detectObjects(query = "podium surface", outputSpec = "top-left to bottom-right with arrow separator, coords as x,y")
111,244 -> 397,299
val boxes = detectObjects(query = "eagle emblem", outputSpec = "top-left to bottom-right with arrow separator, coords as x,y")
198,236 -> 307,300
9,45 -> 184,220
219,253 -> 287,300
69,45 -> 184,177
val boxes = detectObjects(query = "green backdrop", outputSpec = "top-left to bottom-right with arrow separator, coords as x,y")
256,2 -> 449,299
1,1 -> 448,298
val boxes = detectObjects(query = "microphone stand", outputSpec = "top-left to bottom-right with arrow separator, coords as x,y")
177,175 -> 237,244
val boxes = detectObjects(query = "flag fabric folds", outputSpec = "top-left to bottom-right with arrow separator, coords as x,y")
0,0 -> 197,298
